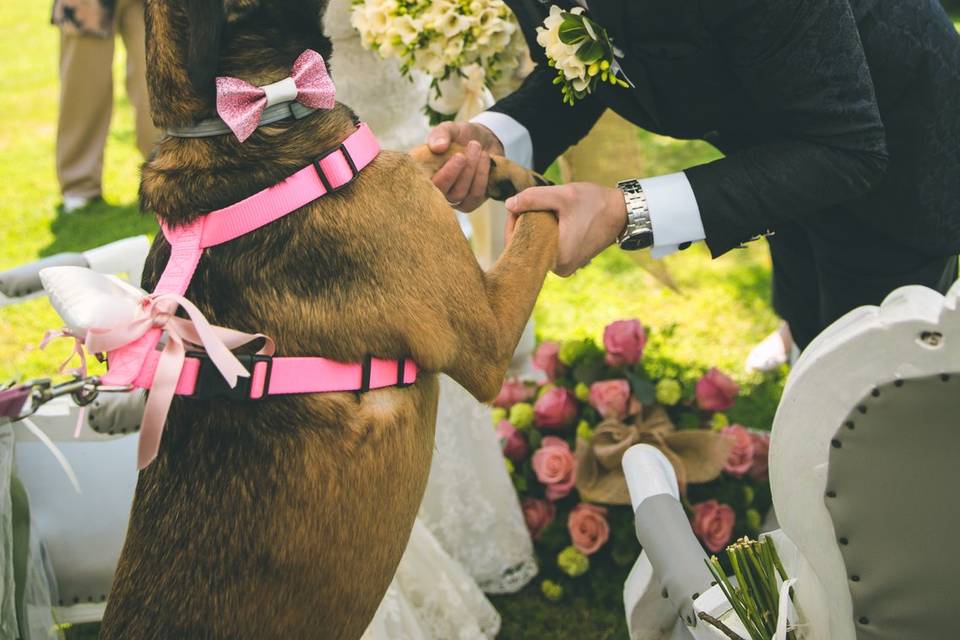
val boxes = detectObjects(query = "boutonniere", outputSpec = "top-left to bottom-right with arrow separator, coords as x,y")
536,5 -> 631,106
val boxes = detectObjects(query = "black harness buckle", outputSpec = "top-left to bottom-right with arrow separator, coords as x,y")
396,358 -> 413,388
184,351 -> 273,402
313,142 -> 360,194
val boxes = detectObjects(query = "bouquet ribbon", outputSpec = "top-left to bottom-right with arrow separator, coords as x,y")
85,293 -> 275,469
575,405 -> 734,504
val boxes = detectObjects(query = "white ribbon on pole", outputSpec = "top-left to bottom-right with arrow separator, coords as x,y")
773,578 -> 798,640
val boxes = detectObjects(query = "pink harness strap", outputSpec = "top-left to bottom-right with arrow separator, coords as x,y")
101,122 -> 418,401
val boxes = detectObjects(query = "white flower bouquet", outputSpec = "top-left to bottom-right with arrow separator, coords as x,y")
351,0 -> 528,121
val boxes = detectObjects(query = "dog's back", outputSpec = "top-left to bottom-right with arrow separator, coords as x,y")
101,1 -> 557,637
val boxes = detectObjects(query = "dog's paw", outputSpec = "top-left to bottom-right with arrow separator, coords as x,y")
409,144 -> 553,203
486,155 -> 553,201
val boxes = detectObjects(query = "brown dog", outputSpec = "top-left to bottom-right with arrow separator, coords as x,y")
98,1 -> 556,638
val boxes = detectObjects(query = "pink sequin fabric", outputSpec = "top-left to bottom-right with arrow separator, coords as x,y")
215,49 -> 337,142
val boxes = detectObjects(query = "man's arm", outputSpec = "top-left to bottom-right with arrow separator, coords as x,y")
688,0 -> 889,257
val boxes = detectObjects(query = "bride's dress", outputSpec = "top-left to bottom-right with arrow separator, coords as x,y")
325,1 -> 537,637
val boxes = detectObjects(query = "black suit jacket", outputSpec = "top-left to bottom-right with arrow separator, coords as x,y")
492,0 -> 960,258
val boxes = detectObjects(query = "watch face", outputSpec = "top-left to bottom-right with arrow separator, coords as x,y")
620,230 -> 654,251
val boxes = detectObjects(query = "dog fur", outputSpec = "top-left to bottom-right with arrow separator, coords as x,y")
98,1 -> 557,638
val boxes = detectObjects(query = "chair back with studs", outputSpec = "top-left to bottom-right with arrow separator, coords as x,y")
770,282 -> 960,639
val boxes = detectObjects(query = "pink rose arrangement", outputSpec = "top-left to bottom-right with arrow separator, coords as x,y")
522,498 -> 556,540
721,425 -> 755,477
603,319 -> 646,366
696,367 -> 740,411
496,420 -> 529,462
588,379 -> 639,420
691,500 -> 736,553
750,431 -> 771,481
532,436 -> 578,500
533,341 -> 563,380
534,387 -> 578,430
491,318 -> 774,597
493,378 -> 534,408
567,503 -> 610,555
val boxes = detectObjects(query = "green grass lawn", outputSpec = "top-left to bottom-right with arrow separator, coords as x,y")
14,0 -> 933,637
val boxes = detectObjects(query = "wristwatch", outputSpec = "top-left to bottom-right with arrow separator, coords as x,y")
616,179 -> 654,251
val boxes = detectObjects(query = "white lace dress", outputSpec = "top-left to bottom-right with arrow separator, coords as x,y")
325,2 -> 537,637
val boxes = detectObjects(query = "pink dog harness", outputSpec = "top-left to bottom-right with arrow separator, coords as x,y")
96,122 -> 418,468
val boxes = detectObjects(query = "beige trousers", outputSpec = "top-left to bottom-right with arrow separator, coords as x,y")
55,0 -> 159,200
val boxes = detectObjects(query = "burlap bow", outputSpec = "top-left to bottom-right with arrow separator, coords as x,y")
575,405 -> 733,504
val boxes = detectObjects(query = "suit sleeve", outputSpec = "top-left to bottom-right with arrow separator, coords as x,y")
687,0 -> 889,257
489,5 -> 606,172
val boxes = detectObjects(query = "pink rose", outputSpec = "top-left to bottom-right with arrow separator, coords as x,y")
531,436 -> 577,500
749,431 -> 771,481
533,341 -> 563,381
603,319 -> 647,366
588,379 -> 638,420
567,503 -> 610,555
493,378 -> 534,409
695,368 -> 740,411
496,420 -> 529,462
534,387 -> 578,430
521,497 -> 556,540
691,500 -> 736,553
721,425 -> 756,477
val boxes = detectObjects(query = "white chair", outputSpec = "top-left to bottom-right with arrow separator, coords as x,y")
1,237 -> 149,629
623,281 -> 960,639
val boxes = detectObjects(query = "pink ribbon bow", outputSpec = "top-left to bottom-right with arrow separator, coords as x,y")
39,329 -> 89,437
85,293 -> 275,469
215,49 -> 336,142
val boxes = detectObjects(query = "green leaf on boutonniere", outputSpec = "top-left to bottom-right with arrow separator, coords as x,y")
558,18 -> 587,45
576,39 -> 605,64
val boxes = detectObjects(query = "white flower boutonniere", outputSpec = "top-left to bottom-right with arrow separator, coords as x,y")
536,5 -> 630,106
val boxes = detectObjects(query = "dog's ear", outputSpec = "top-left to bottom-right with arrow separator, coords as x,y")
185,0 -> 226,96
145,0 -> 225,126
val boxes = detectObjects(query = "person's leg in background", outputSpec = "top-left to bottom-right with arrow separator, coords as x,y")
812,215 -> 959,335
746,222 -> 820,370
117,0 -> 160,159
55,22 -> 114,212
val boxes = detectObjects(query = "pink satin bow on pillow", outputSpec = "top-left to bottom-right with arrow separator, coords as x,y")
86,293 -> 275,469
215,49 -> 336,142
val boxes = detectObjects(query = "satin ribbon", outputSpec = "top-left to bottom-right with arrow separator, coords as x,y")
575,406 -> 734,504
86,293 -> 275,469
39,329 -> 89,437
215,49 -> 336,142
39,329 -> 87,379
773,578 -> 799,640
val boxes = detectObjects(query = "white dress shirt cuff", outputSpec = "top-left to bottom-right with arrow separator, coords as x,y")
639,172 -> 706,259
470,111 -> 534,170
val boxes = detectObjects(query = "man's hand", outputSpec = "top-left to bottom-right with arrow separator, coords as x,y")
427,122 -> 505,212
505,183 -> 627,277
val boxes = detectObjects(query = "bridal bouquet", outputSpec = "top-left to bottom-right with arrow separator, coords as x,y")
492,319 -> 774,600
350,0 -> 528,121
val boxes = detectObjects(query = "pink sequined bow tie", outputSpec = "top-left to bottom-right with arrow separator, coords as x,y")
215,49 -> 336,142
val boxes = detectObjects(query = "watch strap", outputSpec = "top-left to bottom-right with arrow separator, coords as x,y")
617,179 -> 654,250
